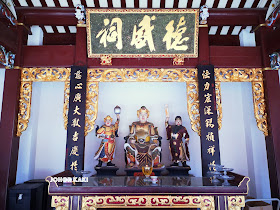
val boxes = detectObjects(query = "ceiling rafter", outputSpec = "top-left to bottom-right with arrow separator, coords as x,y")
25,0 -> 34,7
238,0 -> 247,8
200,0 -> 207,7
80,0 -> 87,7
226,0 -> 233,8
121,0 -> 126,8
252,0 -> 261,8
265,0 -> 272,7
148,0 -> 152,8
108,0 -> 113,8
173,0 -> 179,8
39,0 -> 47,7
39,25 -> 47,34
51,25 -> 59,33
227,25 -> 235,35
13,0 -> 21,7
213,0 -> 219,8
53,0 -> 61,7
64,25 -> 70,33
67,0 -> 74,7
160,0 -> 165,8
187,0 -> 193,8
134,0 -> 139,8
94,0 -> 100,7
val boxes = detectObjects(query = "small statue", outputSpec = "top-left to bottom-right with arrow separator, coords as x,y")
165,105 -> 190,167
75,4 -> 85,24
200,5 -> 209,25
124,106 -> 162,168
94,112 -> 120,168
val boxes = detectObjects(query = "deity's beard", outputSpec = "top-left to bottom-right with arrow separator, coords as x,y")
173,125 -> 183,133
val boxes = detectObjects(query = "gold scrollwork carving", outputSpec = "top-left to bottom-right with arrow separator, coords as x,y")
51,196 -> 69,210
17,81 -> 32,136
214,68 -> 268,136
63,82 -> 99,136
215,82 -> 222,130
63,82 -> 70,130
215,68 -> 263,82
85,82 -> 99,136
87,68 -> 197,82
173,54 -> 185,66
21,67 -> 70,82
186,81 -> 201,136
227,196 -> 245,210
100,55 -> 112,65
82,196 -> 215,209
252,82 -> 268,136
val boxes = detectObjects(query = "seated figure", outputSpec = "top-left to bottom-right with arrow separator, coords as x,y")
124,106 -> 162,168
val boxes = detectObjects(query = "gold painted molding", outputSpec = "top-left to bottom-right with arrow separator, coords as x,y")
215,82 -> 222,130
87,68 -> 197,82
214,68 -> 268,136
51,196 -> 69,210
252,82 -> 268,136
186,81 -> 201,136
21,67 -> 71,82
63,82 -> 70,130
82,195 -> 215,210
227,196 -> 245,210
17,81 -> 32,136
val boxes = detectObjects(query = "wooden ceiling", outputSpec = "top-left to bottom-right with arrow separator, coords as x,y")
9,0 -> 276,45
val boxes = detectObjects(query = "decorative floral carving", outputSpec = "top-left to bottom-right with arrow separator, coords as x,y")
186,81 -> 201,136
173,54 -> 184,65
252,82 -> 268,136
85,82 -> 99,136
100,55 -> 112,65
215,82 -> 222,130
21,68 -> 70,82
0,45 -> 15,69
51,196 -> 69,210
214,68 -> 267,136
17,82 -> 32,136
82,195 -> 215,209
63,82 -> 70,130
227,196 -> 245,210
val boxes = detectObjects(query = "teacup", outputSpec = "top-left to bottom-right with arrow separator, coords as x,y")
150,176 -> 158,184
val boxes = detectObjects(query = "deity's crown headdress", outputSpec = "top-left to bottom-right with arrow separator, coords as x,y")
104,115 -> 113,122
137,106 -> 150,118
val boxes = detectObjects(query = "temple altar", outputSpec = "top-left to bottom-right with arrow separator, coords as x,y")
46,173 -> 249,210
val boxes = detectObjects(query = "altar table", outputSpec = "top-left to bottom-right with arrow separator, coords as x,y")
46,175 -> 249,210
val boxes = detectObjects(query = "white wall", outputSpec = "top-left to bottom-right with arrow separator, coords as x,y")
16,82 -> 66,183
219,82 -> 271,199
0,68 -> 5,122
84,82 -> 202,176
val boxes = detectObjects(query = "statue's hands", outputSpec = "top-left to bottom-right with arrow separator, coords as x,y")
116,114 -> 120,120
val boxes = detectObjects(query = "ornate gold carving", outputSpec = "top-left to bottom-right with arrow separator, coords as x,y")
215,68 -> 263,82
215,82 -> 222,130
100,55 -> 112,65
63,82 -> 70,130
87,68 -> 197,82
21,67 -> 70,82
63,82 -> 99,136
186,81 -> 201,136
227,196 -> 245,210
82,195 -> 215,209
17,82 -> 32,136
214,68 -> 268,136
252,82 -> 268,136
51,196 -> 69,210
173,54 -> 184,66
85,82 -> 99,136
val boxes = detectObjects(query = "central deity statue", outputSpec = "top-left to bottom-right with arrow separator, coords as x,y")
124,106 -> 162,168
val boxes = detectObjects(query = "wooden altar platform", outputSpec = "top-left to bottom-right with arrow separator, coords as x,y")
46,173 -> 249,210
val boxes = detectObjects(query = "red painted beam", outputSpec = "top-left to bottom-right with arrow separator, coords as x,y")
15,7 -> 267,27
210,46 -> 262,67
22,45 -> 75,67
0,69 -> 21,209
43,33 -> 76,45
0,22 -> 17,53
263,71 -> 280,198
209,35 -> 239,46
15,7 -> 77,26
208,8 -> 267,26
21,45 -> 264,68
